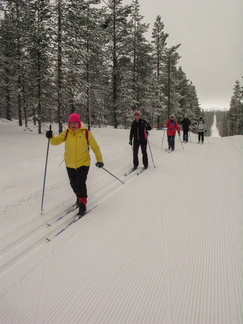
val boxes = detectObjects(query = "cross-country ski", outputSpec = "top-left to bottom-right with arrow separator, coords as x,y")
124,168 -> 137,176
137,167 -> 148,175
47,204 -> 78,226
46,204 -> 98,242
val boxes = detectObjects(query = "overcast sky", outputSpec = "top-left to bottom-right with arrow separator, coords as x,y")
121,0 -> 243,110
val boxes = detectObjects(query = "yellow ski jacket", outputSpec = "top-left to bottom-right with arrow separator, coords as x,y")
50,124 -> 103,169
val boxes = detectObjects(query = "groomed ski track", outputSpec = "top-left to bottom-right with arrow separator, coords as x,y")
0,128 -> 242,324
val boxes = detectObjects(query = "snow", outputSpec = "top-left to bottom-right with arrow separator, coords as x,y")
0,117 -> 242,324
211,114 -> 220,137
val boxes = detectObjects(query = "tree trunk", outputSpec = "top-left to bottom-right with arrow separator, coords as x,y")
57,0 -> 63,133
112,0 -> 118,128
86,6 -> 91,131
16,2 -> 22,126
167,57 -> 171,119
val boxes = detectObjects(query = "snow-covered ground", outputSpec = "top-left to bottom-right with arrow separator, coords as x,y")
211,114 -> 220,137
0,116 -> 242,324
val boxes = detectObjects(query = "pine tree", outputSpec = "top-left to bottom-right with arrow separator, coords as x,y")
77,1 -> 108,129
25,0 -> 52,133
227,80 -> 241,135
0,0 -> 27,126
0,8 -> 15,120
115,0 -> 153,126
162,44 -> 181,119
129,0 -> 150,108
239,78 -> 243,135
151,16 -> 168,126
176,66 -> 201,130
102,0 -> 131,128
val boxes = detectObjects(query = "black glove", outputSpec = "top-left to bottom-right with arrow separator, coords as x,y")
96,162 -> 104,168
46,130 -> 53,139
129,141 -> 132,145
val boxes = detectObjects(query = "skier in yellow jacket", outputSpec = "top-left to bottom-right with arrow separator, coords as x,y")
46,112 -> 103,217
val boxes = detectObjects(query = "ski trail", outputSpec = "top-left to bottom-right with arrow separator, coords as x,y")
0,127 -> 242,324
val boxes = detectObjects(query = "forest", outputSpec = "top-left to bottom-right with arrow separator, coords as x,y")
0,0 -> 242,136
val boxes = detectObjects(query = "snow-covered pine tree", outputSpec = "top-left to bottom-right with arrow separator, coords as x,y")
101,0 -> 131,128
25,0 -> 53,133
0,7 -> 16,121
0,0 -> 27,126
151,16 -> 168,127
162,44 -> 181,120
176,66 -> 201,128
231,80 -> 242,135
128,0 -> 153,122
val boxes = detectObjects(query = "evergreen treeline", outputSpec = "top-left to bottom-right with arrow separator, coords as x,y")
212,79 -> 243,137
0,0 -> 202,133
219,79 -> 243,136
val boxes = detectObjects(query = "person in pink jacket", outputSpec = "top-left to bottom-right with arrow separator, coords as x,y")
165,114 -> 180,152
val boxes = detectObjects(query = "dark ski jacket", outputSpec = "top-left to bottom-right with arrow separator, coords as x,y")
130,118 -> 152,142
181,118 -> 191,131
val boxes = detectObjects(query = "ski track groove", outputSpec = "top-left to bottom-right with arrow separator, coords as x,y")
0,169 -> 128,272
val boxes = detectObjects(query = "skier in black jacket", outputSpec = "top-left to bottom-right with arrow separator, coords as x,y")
129,111 -> 152,169
180,114 -> 191,143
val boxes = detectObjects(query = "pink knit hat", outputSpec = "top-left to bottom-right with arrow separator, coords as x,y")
68,112 -> 81,128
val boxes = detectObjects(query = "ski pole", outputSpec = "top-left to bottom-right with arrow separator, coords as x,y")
161,128 -> 166,149
179,134 -> 184,149
147,137 -> 156,168
41,125 -> 51,211
102,167 -> 124,184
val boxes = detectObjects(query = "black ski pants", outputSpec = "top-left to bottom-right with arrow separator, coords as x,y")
167,135 -> 175,151
183,129 -> 189,142
133,140 -> 148,168
66,166 -> 89,198
198,132 -> 204,143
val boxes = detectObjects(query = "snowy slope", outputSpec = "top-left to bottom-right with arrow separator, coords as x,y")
0,118 -> 242,324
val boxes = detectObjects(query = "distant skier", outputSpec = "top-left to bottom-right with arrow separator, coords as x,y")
164,114 -> 180,152
197,117 -> 207,144
129,111 -> 152,170
180,114 -> 191,143
46,112 -> 104,217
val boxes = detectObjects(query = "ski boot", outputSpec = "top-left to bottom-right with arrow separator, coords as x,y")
77,198 -> 87,218
78,204 -> 86,218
